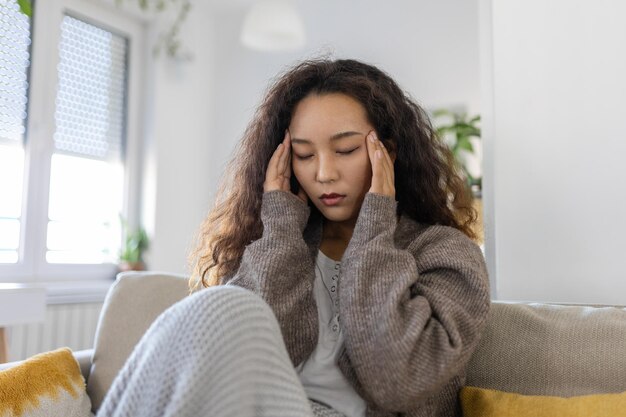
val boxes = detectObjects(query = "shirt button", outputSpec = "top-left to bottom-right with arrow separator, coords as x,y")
334,264 -> 339,270
332,274 -> 338,281
331,285 -> 336,292
332,324 -> 338,332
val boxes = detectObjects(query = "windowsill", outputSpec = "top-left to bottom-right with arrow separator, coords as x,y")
40,280 -> 114,304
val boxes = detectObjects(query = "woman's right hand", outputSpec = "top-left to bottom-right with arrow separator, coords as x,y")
263,130 -> 308,204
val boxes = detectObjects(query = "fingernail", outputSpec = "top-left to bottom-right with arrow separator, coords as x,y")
368,133 -> 376,143
376,150 -> 382,159
277,143 -> 283,148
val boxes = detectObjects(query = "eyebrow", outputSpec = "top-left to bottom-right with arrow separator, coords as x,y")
290,131 -> 363,145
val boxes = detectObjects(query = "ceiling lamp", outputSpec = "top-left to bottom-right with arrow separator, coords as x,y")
240,0 -> 306,52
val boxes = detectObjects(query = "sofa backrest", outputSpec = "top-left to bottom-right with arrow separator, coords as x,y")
466,301 -> 626,396
87,272 -> 626,412
86,271 -> 190,412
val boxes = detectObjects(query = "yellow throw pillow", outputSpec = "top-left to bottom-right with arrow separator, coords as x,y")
461,386 -> 626,417
0,347 -> 92,417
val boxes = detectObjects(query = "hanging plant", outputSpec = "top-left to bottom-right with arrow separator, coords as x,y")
15,0 -> 192,60
115,0 -> 192,59
16,0 -> 32,17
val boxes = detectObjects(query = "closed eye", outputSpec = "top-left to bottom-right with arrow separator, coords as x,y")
338,147 -> 359,155
294,146 -> 360,161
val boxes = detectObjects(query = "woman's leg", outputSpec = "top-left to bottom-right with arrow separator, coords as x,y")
96,285 -> 315,417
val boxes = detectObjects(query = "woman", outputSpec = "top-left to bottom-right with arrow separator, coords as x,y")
97,58 -> 490,417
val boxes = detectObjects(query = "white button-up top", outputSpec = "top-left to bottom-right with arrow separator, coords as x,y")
296,250 -> 367,417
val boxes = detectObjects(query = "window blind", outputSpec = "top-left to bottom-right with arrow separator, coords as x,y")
54,15 -> 127,161
0,0 -> 30,145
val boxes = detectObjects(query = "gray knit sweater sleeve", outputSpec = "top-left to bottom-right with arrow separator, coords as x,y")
340,192 -> 490,411
224,190 -> 318,366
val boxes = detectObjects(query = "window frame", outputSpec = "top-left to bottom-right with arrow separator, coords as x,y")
0,0 -> 146,283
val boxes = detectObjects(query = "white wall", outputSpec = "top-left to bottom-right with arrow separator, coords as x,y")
133,0 -> 626,304
482,0 -> 626,304
209,0 -> 482,193
141,2 -> 216,274
145,0 -> 482,275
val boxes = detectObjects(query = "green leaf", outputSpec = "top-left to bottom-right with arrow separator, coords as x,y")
457,125 -> 481,139
118,213 -> 149,262
17,0 -> 32,17
432,109 -> 453,118
457,137 -> 474,152
436,126 -> 457,135
453,122 -> 476,130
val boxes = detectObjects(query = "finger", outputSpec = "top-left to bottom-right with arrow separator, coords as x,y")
366,131 -> 380,187
381,140 -> 394,168
372,133 -> 390,182
277,131 -> 290,177
377,148 -> 392,192
371,132 -> 395,195
282,133 -> 296,192
367,131 -> 379,164
379,141 -> 394,187
268,142 -> 284,176
285,130 -> 292,168
264,143 -> 284,192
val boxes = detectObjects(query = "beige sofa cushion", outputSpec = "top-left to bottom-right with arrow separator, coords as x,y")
86,271 -> 190,412
466,302 -> 626,396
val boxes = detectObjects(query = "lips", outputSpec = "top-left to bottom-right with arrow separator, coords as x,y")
320,193 -> 346,206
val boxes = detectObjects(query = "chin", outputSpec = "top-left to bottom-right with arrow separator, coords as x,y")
313,205 -> 356,223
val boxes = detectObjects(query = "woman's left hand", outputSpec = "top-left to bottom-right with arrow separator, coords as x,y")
366,130 -> 396,199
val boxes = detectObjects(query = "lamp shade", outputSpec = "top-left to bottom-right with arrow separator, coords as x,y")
240,0 -> 306,52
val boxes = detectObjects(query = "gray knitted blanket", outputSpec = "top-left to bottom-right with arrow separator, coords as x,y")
96,284 -> 345,417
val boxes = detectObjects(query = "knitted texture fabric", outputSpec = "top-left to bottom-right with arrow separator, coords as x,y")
226,191 -> 491,417
97,190 -> 490,417
96,284 -> 346,417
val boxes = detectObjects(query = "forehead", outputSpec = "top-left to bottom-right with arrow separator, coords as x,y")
289,93 -> 370,135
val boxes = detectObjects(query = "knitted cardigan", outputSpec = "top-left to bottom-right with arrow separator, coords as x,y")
225,190 -> 491,417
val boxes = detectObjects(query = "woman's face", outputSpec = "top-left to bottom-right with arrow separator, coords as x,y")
289,93 -> 374,224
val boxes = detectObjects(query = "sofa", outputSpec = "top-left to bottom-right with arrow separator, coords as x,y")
2,271 -> 626,415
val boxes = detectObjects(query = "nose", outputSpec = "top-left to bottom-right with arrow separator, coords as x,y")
316,154 -> 339,184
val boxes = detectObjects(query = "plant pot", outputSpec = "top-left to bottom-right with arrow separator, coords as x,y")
118,261 -> 146,272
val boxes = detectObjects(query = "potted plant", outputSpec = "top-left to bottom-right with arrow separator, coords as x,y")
118,216 -> 149,272
433,109 -> 482,197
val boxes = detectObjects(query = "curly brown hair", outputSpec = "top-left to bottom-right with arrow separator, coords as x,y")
188,58 -> 477,291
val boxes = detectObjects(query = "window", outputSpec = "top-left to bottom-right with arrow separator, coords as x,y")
0,0 -> 145,283
47,15 -> 127,265
0,0 -> 30,265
